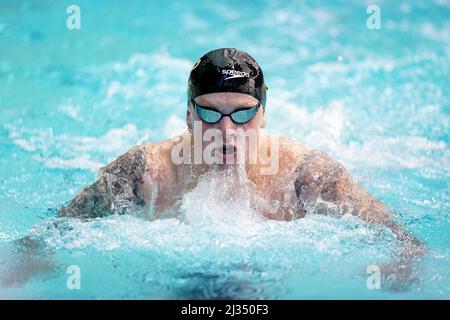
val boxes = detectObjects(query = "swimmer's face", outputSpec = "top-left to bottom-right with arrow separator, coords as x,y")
187,92 -> 266,166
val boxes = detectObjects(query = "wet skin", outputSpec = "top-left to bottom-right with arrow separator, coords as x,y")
57,92 -> 425,290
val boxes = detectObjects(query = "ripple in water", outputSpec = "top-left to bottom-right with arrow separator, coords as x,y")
0,167 -> 407,299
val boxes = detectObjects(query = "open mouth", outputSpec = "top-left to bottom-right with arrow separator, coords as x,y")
215,144 -> 237,162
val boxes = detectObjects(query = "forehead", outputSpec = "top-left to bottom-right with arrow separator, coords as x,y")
194,92 -> 258,107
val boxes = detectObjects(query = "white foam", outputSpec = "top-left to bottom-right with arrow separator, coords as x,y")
269,99 -> 347,149
57,104 -> 82,122
337,136 -> 448,170
435,0 -> 450,8
268,97 -> 449,174
206,3 -> 240,20
162,114 -> 186,139
309,8 -> 334,24
34,155 -> 103,172
421,22 -> 450,42
180,169 -> 262,233
102,50 -> 192,74
181,12 -> 209,29
27,208 -> 394,269
5,123 -> 151,172
84,49 -> 192,112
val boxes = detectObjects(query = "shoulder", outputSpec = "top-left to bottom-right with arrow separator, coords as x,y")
139,133 -> 187,184
295,149 -> 348,183
99,144 -> 147,181
278,135 -> 308,155
266,134 -> 309,173
294,149 -> 352,202
296,149 -> 346,174
141,132 -> 187,161
98,136 -> 175,183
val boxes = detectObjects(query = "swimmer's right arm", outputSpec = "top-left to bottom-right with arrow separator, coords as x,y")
58,145 -> 148,218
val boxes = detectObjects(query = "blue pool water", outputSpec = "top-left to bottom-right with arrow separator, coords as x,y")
0,0 -> 449,299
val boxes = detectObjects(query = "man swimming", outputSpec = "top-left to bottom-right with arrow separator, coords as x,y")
58,48 -> 422,264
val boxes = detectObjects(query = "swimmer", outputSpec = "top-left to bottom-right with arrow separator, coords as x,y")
58,48 -> 424,283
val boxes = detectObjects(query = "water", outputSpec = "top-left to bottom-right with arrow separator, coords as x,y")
0,0 -> 449,299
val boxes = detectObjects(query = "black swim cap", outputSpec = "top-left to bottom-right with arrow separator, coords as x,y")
188,48 -> 268,108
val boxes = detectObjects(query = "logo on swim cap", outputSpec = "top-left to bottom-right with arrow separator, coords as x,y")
222,69 -> 250,80
188,48 -> 267,108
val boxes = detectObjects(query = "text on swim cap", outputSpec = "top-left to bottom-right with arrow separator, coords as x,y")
221,69 -> 250,79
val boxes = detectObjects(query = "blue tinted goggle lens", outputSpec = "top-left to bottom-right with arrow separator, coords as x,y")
192,100 -> 260,124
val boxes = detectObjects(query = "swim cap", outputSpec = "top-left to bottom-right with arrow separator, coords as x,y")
188,48 -> 268,108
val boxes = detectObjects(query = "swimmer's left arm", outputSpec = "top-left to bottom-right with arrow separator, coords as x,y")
294,150 -> 425,290
294,150 -> 425,256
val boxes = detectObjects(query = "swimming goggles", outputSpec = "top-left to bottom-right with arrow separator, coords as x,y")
191,98 -> 261,124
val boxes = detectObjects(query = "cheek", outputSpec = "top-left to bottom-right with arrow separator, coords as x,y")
201,124 -> 214,148
245,111 -> 262,130
191,119 -> 216,148
246,118 -> 259,130
241,117 -> 261,151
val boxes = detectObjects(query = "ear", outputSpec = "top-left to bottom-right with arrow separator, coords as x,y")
260,109 -> 266,128
186,108 -> 192,131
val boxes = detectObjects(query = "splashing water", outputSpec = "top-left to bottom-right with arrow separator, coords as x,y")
0,0 -> 449,299
0,166 -> 439,299
0,170 -> 402,299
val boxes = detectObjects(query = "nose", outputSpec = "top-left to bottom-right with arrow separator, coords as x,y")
216,115 -> 237,133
